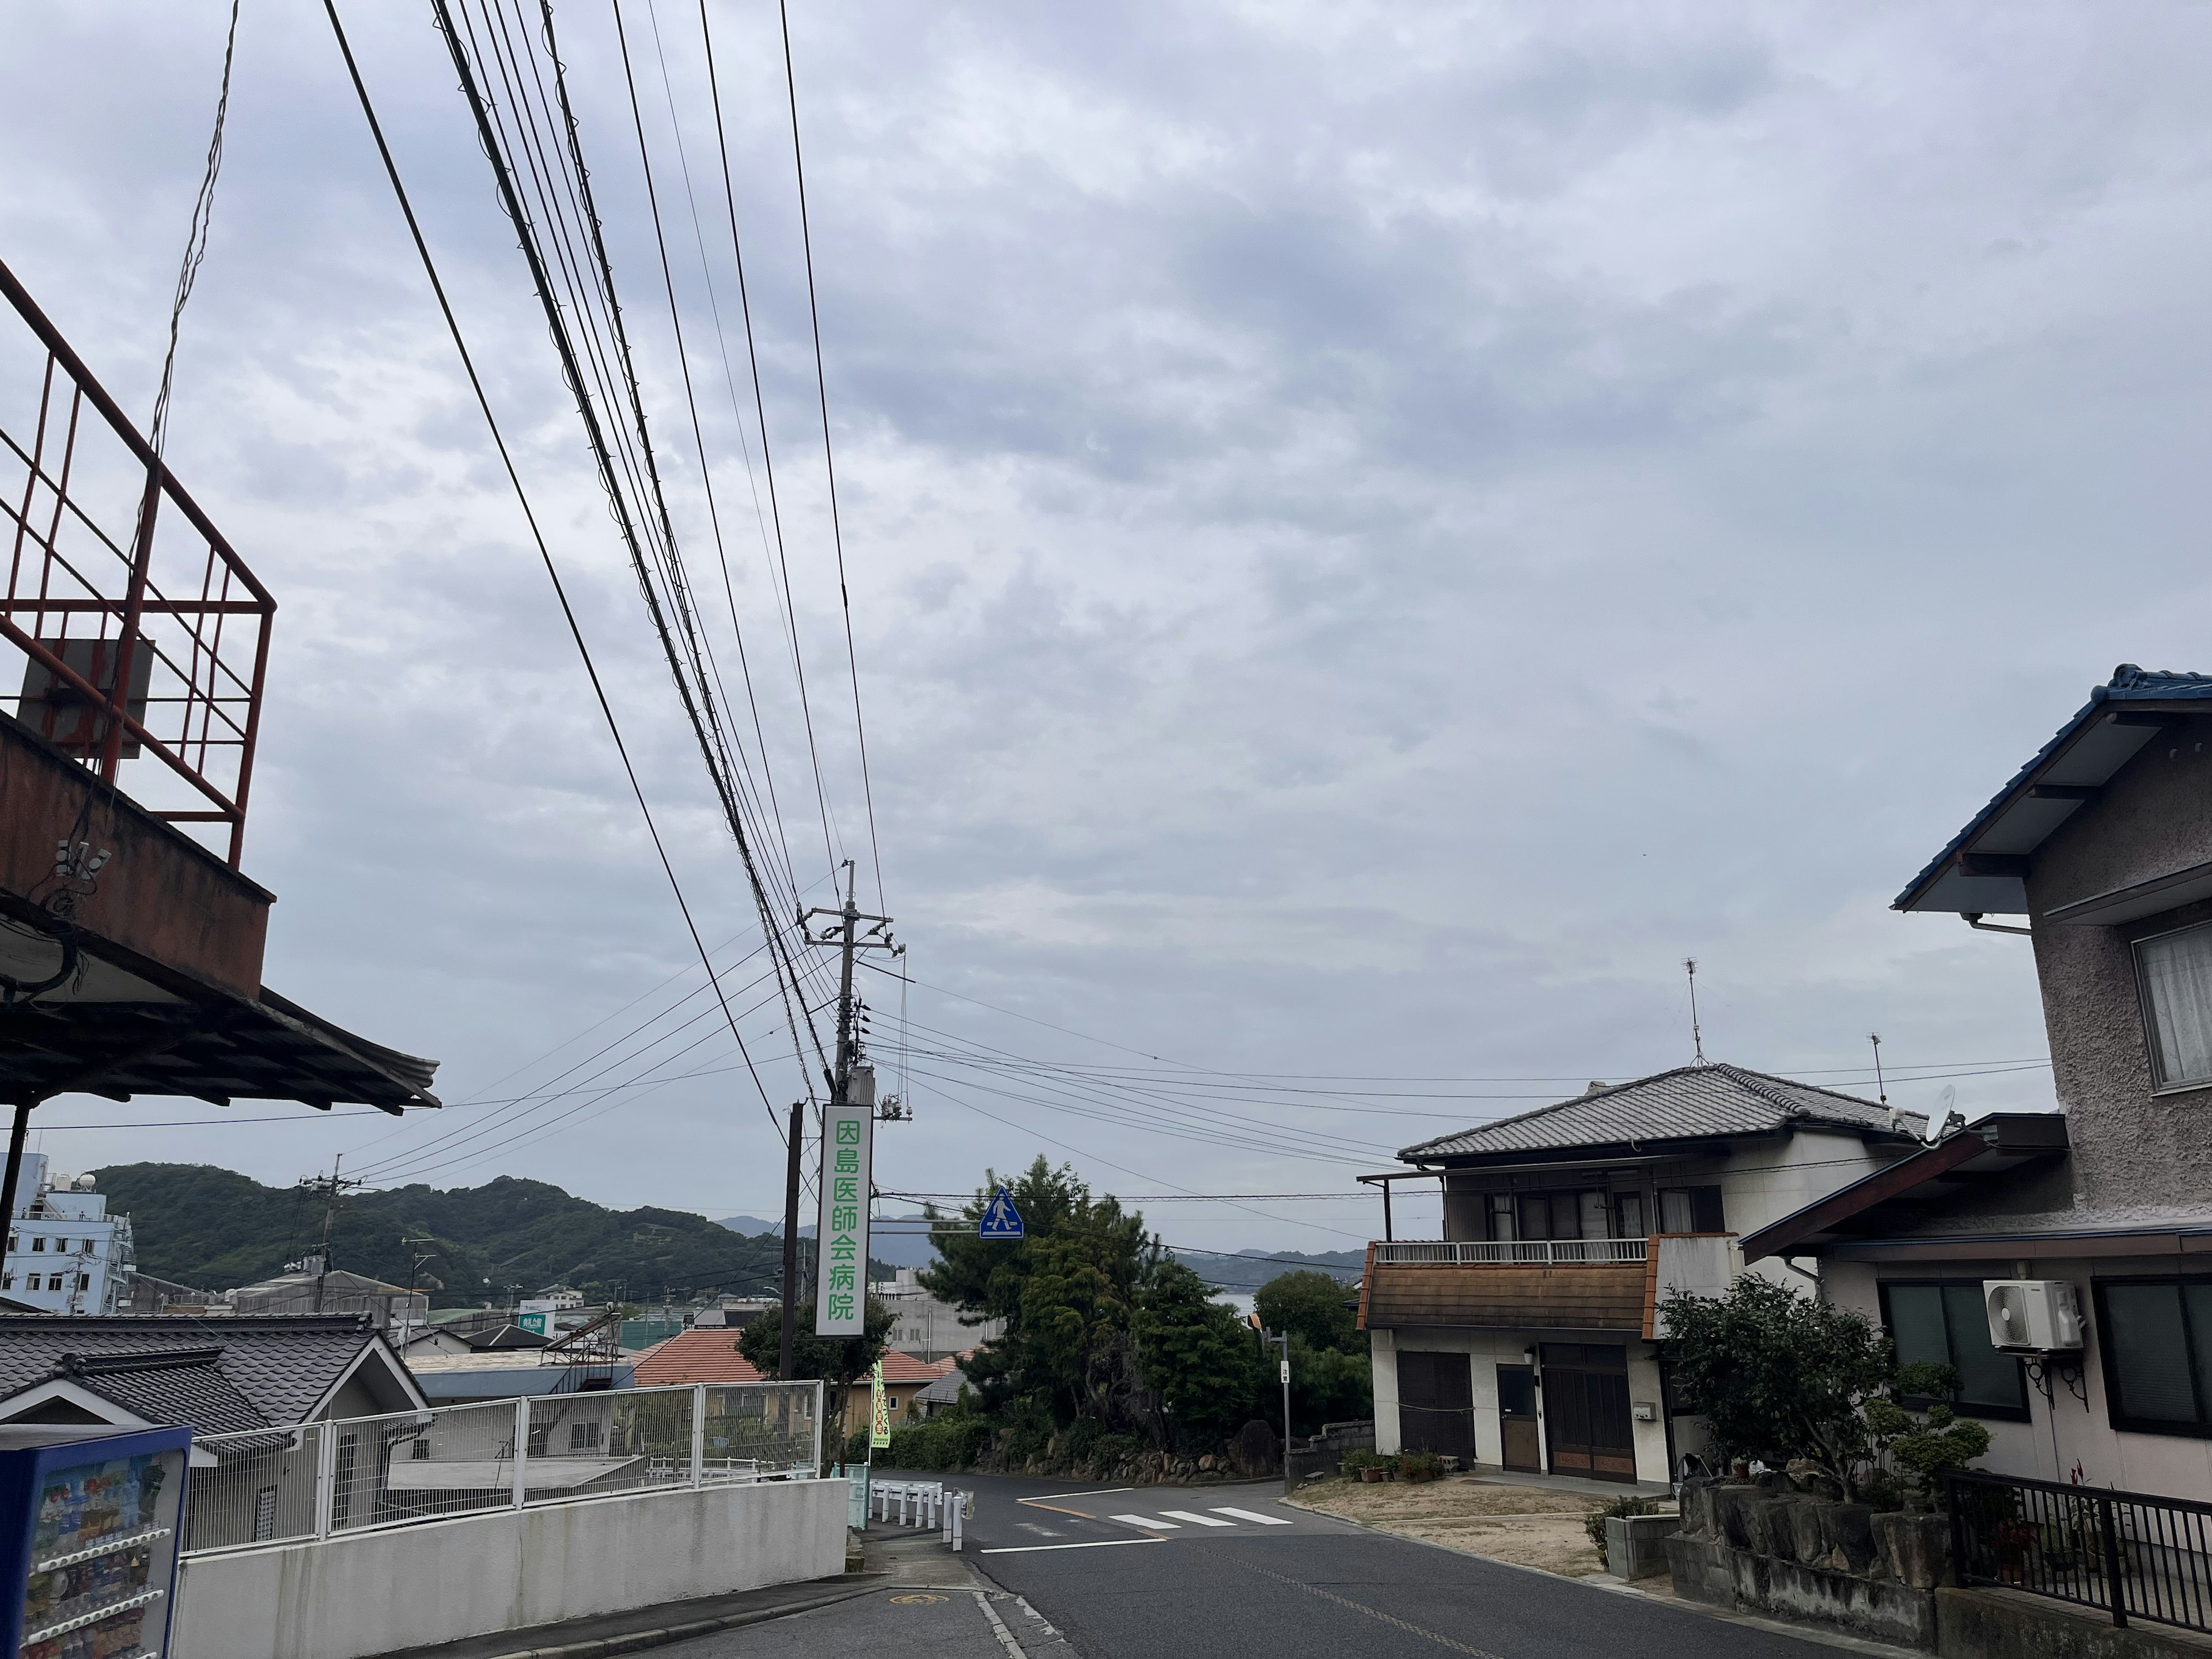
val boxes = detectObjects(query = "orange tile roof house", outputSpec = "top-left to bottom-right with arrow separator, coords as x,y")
628,1329 -> 764,1387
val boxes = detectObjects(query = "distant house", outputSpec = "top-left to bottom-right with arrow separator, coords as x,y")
1360,1063 -> 1926,1484
629,1329 -> 764,1387
1748,664 -> 2212,1502
227,1256 -> 429,1336
2,1155 -> 135,1316
870,1268 -> 1004,1361
0,1313 -> 425,1444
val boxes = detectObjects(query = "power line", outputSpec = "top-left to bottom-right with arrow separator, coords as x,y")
321,0 -> 786,1145
775,0 -> 884,910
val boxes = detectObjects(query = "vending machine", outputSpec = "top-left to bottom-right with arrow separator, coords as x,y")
0,1425 -> 192,1659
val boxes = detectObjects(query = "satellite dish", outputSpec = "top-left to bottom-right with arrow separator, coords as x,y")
1928,1085 -> 1956,1144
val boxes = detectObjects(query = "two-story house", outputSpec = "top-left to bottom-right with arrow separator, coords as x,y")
1743,664 -> 2212,1502
1362,1063 -> 1926,1483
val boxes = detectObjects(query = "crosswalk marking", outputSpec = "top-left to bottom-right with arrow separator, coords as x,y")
1158,1509 -> 1235,1527
1210,1506 -> 1292,1525
1109,1514 -> 1179,1529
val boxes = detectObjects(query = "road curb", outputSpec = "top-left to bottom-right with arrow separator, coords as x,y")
444,1584 -> 882,1659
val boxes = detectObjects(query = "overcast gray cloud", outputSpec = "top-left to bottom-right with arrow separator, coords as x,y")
5,1 -> 2209,1254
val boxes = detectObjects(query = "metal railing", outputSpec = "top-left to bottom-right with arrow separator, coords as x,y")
1,258 -> 274,867
1373,1238 -> 1649,1266
1950,1469 -> 2212,1634
180,1381 -> 822,1556
870,1479 -> 968,1551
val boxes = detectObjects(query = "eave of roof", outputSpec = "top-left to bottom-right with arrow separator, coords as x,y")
1895,665 -> 2212,916
1737,1112 -> 2070,1260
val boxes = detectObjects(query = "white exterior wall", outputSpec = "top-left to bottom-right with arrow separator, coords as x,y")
169,1476 -> 849,1659
3,1156 -> 133,1315
1721,1131 -> 1892,1287
1373,1324 -> 1671,1484
1826,1255 -> 2212,1505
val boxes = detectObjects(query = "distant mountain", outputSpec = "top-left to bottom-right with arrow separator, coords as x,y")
96,1164 -> 788,1308
1171,1248 -> 1365,1293
718,1213 -> 940,1271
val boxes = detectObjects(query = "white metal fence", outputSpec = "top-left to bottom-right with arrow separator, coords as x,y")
870,1479 -> 968,1551
180,1381 -> 823,1556
1373,1238 -> 1649,1266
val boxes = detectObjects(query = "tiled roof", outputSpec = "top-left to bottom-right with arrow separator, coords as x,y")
1398,1062 -> 1923,1162
0,1315 -> 387,1429
52,1349 -> 270,1435
628,1328 -> 764,1387
878,1351 -> 957,1386
1896,664 -> 2212,912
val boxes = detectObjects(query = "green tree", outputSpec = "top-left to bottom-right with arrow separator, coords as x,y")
1256,1270 -> 1358,1354
1865,1363 -> 1993,1503
922,1158 -> 1159,1436
1285,1335 -> 1373,1435
1134,1260 -> 1263,1441
1662,1275 -> 1897,1499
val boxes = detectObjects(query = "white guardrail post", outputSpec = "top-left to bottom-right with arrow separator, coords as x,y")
691,1385 -> 707,1488
513,1396 -> 530,1509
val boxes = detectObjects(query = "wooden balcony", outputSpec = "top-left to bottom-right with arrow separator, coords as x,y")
1359,1234 -> 1733,1338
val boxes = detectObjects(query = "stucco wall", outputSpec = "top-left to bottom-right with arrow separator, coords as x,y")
168,1476 -> 849,1659
1826,1256 -> 2212,1503
2027,727 -> 2212,1215
1370,1324 -> 1671,1483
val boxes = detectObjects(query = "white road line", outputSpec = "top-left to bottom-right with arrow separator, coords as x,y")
1017,1488 -> 1133,1503
1211,1506 -> 1293,1525
980,1537 -> 1168,1555
1109,1513 -> 1180,1529
1158,1509 -> 1236,1527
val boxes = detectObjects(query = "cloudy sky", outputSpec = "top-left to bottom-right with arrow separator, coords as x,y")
5,1 -> 2208,1256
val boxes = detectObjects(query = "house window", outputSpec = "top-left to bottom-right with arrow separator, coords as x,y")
2093,1278 -> 2212,1437
2137,922 -> 2212,1090
1656,1187 -> 1725,1233
1615,1193 -> 1647,1239
1488,1195 -> 1516,1242
1880,1281 -> 2030,1422
1518,1191 -> 1609,1240
31,1237 -> 44,1253
75,1274 -> 89,1292
1,1274 -> 11,1290
45,1274 -> 63,1292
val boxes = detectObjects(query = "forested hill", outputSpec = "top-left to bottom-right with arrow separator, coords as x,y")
1171,1248 -> 1365,1292
94,1164 -> 787,1307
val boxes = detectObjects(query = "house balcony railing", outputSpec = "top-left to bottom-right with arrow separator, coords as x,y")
1372,1238 -> 1649,1266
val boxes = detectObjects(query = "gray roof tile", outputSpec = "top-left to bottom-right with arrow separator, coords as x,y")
1398,1062 -> 1925,1162
0,1315 -> 381,1427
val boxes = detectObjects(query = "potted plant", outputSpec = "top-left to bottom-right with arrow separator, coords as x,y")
1398,1451 -> 1441,1484
1342,1450 -> 1384,1483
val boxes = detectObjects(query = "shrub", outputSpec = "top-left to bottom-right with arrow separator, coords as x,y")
1585,1494 -> 1662,1551
1339,1448 -> 1380,1474
1397,1450 -> 1440,1480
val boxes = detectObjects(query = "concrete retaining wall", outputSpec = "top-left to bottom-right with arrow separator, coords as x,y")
1936,1586 -> 2212,1659
1667,1478 -> 1952,1650
170,1477 -> 849,1659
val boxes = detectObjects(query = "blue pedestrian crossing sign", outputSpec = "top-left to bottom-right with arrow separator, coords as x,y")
979,1186 -> 1025,1240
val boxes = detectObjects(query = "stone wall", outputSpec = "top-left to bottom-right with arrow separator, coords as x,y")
1666,1477 -> 1953,1650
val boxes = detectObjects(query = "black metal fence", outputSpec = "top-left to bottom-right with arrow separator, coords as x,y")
1948,1469 -> 2212,1634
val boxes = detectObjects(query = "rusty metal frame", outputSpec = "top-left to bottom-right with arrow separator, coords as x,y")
0,257 -> 274,868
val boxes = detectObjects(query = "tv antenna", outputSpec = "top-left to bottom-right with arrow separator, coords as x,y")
1684,959 -> 1707,1065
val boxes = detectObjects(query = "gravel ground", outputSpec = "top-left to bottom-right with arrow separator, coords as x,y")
1289,1475 -> 1654,1578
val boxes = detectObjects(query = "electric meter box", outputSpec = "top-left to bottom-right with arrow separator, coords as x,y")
1983,1280 -> 2085,1353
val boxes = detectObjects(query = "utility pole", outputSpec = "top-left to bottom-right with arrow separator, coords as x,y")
294,1154 -> 362,1311
779,1099 -> 803,1380
1259,1325 -> 1291,1481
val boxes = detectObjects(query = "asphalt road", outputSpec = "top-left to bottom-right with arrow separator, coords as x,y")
942,1471 -> 1849,1659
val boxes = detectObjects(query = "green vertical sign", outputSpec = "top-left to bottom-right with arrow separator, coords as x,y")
815,1101 -> 873,1337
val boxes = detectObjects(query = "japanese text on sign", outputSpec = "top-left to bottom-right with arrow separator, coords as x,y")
814,1103 -> 874,1336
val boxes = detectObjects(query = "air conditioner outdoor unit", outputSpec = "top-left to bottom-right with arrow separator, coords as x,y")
1983,1281 -> 2084,1353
